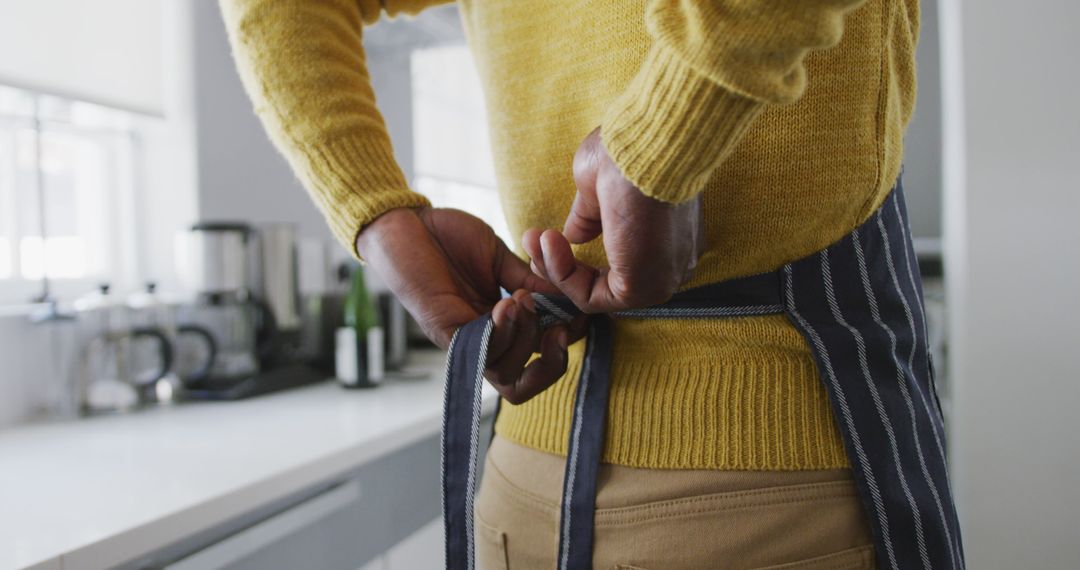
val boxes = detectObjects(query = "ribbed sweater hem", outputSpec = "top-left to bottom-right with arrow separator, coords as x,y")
495,316 -> 851,471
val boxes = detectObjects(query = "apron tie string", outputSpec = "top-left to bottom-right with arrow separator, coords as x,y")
443,275 -> 786,570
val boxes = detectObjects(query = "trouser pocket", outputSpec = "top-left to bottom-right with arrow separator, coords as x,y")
477,437 -> 875,569
475,515 -> 510,570
749,544 -> 874,569
596,479 -> 873,569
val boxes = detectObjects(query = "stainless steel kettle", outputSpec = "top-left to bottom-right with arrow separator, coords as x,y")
174,222 -> 304,379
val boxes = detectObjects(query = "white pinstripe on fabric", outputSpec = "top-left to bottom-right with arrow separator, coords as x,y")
439,328 -> 461,564
859,219 -> 958,569
464,320 -> 493,570
891,199 -> 946,435
821,248 -> 931,570
783,265 -> 900,570
557,324 -> 597,570
890,198 -> 966,570
533,294 -> 575,324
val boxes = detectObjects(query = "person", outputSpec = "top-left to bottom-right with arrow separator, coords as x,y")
221,0 -> 963,568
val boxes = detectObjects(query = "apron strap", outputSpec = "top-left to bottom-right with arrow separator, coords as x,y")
442,277 -> 784,570
441,317 -> 493,570
556,315 -> 613,570
443,183 -> 963,570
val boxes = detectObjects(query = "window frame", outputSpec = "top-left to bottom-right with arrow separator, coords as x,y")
0,87 -> 140,306
410,45 -> 510,246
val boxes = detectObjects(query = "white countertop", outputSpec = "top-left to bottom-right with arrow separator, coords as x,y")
0,350 -> 492,570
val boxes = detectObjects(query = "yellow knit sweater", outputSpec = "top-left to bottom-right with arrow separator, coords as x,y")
221,0 -> 919,470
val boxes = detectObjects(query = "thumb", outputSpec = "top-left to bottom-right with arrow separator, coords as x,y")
563,190 -> 602,244
564,128 -> 604,244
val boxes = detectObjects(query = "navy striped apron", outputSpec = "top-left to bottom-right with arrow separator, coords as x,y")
441,181 -> 964,569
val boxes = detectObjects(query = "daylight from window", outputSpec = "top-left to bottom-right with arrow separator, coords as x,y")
411,45 -> 510,247
0,85 -> 134,296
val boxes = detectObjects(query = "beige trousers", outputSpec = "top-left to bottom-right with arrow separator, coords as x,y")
475,436 -> 875,570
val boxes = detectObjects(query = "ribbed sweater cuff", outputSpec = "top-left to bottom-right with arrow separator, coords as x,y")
602,45 -> 765,204
297,136 -> 431,258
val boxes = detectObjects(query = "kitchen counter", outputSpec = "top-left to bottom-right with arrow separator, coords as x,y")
0,350 -> 494,570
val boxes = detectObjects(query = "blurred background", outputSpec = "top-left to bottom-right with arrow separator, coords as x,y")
0,1 -> 1076,569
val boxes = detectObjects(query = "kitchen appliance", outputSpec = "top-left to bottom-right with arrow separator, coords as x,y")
174,222 -> 266,381
74,284 -> 175,413
175,300 -> 264,381
258,224 -> 302,333
377,291 -> 410,371
174,222 -> 320,399
297,292 -> 346,374
81,327 -> 173,412
175,222 -> 253,294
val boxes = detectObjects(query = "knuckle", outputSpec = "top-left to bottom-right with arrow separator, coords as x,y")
572,148 -> 598,187
656,282 -> 680,304
571,148 -> 590,179
566,290 -> 598,314
421,321 -> 450,350
637,288 -> 671,307
579,300 -> 609,315
681,260 -> 698,285
609,275 -> 671,309
545,360 -> 567,379
564,215 -> 590,235
550,262 -> 575,284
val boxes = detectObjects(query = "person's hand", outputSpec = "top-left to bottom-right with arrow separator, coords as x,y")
523,127 -> 705,313
357,207 -> 586,404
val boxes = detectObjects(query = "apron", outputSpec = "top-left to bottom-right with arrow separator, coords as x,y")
441,181 -> 965,570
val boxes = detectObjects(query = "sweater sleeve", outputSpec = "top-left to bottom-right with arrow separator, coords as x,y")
602,0 -> 867,204
219,0 -> 451,256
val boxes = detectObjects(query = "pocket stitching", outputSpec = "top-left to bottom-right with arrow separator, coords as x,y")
597,482 -> 860,527
474,515 -> 510,570
749,544 -> 875,570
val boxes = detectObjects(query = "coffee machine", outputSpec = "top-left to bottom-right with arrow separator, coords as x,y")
174,222 -> 321,399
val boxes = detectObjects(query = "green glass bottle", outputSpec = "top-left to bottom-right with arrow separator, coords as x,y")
337,266 -> 384,388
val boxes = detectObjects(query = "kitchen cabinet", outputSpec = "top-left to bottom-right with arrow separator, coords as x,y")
161,415 -> 491,570
162,430 -> 454,569
0,350 -> 496,570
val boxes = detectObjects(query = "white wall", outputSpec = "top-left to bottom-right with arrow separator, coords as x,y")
187,2 -> 425,270
0,0 -> 199,428
134,0 -> 200,295
367,48 -> 416,184
903,0 -> 943,239
943,1 -> 1080,567
190,1 -> 334,245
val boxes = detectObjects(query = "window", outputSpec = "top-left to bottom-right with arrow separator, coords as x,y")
411,45 -> 511,247
0,85 -> 136,303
